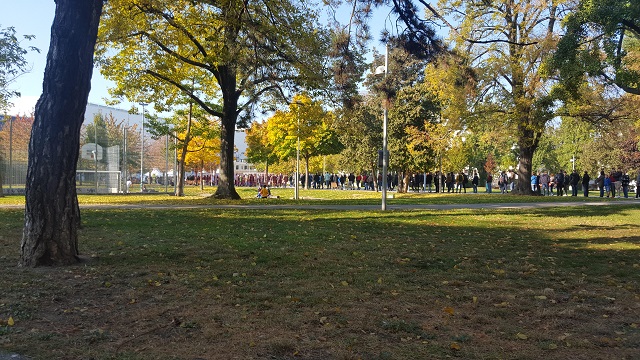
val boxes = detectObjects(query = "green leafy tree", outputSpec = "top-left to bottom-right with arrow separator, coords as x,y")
267,93 -> 343,189
97,0 -> 331,199
0,26 -> 38,196
550,0 -> 640,96
389,83 -> 440,192
334,95 -> 382,177
432,0 -> 564,194
245,120 -> 278,178
146,103 -> 219,196
0,25 -> 39,112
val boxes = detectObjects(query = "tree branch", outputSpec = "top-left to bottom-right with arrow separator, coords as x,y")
145,70 -> 224,117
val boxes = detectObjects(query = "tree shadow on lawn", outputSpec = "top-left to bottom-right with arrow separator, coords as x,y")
1,207 -> 639,359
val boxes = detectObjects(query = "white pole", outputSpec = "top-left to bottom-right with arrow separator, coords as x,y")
139,103 -> 147,192
95,121 -> 98,192
382,44 -> 389,211
8,114 -> 13,190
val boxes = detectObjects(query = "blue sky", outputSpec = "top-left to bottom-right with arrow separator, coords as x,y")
1,1 -> 400,116
1,0 -> 118,115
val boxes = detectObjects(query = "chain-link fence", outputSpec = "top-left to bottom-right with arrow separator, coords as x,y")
1,107 -> 177,195
0,115 -> 30,195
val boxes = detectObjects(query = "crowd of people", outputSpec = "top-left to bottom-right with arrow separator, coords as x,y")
526,168 -> 638,198
190,168 -> 639,199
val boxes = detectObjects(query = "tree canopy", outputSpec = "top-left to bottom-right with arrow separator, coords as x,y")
0,25 -> 38,112
551,0 -> 640,96
97,0 -> 332,199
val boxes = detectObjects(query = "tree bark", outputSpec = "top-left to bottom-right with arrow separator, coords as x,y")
175,103 -> 194,197
20,0 -> 103,267
213,65 -> 240,200
304,156 -> 310,190
0,154 -> 4,197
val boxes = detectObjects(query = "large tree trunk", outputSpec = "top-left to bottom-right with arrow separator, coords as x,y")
213,65 -> 240,200
304,156 -> 310,190
512,122 -> 541,195
176,103 -> 194,197
0,154 -> 4,197
20,0 -> 103,267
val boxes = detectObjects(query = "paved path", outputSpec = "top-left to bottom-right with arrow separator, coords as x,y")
2,200 -> 639,211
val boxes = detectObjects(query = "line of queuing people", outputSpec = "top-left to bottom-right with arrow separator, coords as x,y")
527,168 -> 637,198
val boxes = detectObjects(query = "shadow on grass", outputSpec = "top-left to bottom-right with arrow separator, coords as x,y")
0,206 -> 639,359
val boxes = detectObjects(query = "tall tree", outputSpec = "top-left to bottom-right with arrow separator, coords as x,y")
97,0 -> 330,199
334,94 -> 382,176
245,120 -> 278,178
0,25 -> 39,112
0,26 -> 38,196
20,0 -> 104,267
146,103 -> 219,196
432,0 -> 564,194
550,0 -> 640,97
266,93 -> 343,189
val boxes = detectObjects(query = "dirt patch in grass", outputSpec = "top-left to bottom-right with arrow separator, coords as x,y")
1,206 -> 639,359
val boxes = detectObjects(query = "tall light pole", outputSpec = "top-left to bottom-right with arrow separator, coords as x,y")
139,102 -> 147,192
375,44 -> 389,210
8,114 -> 13,190
95,120 -> 99,193
294,114 -> 300,200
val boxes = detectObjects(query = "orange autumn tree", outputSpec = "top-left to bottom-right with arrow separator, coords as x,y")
183,129 -> 220,190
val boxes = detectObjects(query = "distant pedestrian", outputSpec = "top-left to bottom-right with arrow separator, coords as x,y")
621,172 -> 630,198
596,171 -> 605,197
498,171 -> 508,194
582,171 -> 590,197
604,174 -> 612,197
570,170 -> 580,196
556,170 -> 565,196
472,171 -> 479,193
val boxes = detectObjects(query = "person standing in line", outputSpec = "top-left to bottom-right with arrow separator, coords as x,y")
426,172 -> 433,193
453,172 -> 461,193
556,170 -> 565,197
569,170 -> 580,196
604,174 -> 612,197
486,173 -> 493,193
498,171 -> 508,194
636,170 -> 640,199
462,171 -> 468,193
609,171 -> 617,198
540,171 -> 550,196
614,168 -> 623,198
472,170 -> 479,193
531,172 -> 537,192
596,171 -> 605,198
582,171 -> 590,197
621,172 -> 630,198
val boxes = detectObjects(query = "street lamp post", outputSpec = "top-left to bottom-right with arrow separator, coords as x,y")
139,102 -> 147,192
571,155 -> 576,171
294,115 -> 300,200
8,114 -> 13,190
375,44 -> 389,210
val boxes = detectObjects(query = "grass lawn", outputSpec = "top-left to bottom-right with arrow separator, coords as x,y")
0,195 -> 639,359
0,186 -> 635,207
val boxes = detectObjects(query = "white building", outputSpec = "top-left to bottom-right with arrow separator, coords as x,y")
84,103 -> 256,175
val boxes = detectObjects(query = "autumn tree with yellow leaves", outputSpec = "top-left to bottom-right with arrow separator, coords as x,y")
265,94 -> 343,189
